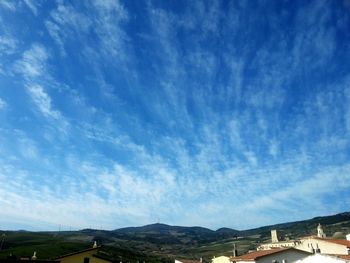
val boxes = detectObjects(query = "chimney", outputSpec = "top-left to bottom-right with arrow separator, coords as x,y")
93,241 -> 98,248
31,251 -> 37,260
200,258 -> 202,263
346,234 -> 350,241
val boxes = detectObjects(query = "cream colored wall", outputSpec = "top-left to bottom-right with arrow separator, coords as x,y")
212,255 -> 231,263
59,250 -> 111,263
296,238 -> 348,255
257,241 -> 299,250
256,250 -> 309,263
296,254 -> 348,263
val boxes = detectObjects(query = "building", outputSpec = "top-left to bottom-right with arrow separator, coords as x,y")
296,253 -> 350,263
176,259 -> 203,263
296,236 -> 350,255
257,229 -> 301,251
257,224 -> 350,255
230,248 -> 311,263
317,223 -> 326,238
53,243 -> 112,263
212,255 -> 231,263
257,240 -> 301,251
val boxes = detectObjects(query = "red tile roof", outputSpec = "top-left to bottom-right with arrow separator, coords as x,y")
337,255 -> 350,260
230,248 -> 310,262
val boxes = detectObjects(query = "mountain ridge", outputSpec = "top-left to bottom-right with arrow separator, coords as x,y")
103,211 -> 350,236
1,212 -> 350,262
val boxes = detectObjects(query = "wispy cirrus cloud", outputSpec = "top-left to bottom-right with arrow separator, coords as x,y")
26,85 -> 61,120
0,0 -> 350,231
0,98 -> 6,110
15,43 -> 48,79
0,0 -> 16,11
0,35 -> 17,56
23,0 -> 39,16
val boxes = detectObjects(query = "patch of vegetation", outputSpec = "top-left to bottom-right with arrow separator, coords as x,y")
1,212 -> 349,262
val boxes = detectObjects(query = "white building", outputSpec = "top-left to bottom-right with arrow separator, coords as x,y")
230,248 -> 311,263
212,255 -> 231,263
296,253 -> 350,263
175,259 -> 202,263
257,224 -> 350,256
296,236 -> 350,255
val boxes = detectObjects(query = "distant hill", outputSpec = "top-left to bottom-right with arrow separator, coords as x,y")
114,223 -> 215,235
1,212 -> 350,262
241,212 -> 350,240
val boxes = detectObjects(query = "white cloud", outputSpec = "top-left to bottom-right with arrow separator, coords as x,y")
0,0 -> 16,11
27,85 -> 60,119
0,35 -> 17,55
23,0 -> 38,15
15,43 -> 48,78
45,2 -> 91,56
0,98 -> 7,109
0,0 -> 348,231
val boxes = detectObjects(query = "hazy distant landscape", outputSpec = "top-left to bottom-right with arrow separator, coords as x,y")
1,2 -> 350,263
1,212 -> 349,262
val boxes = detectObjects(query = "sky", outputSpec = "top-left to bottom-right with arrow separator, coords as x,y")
0,0 -> 350,231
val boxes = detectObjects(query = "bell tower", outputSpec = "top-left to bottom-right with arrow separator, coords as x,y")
317,223 -> 326,238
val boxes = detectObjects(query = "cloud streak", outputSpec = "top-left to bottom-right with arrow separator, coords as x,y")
0,0 -> 349,230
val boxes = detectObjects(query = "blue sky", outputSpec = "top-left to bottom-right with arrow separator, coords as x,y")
0,0 -> 350,231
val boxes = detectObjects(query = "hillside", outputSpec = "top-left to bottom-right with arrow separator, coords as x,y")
0,212 -> 349,262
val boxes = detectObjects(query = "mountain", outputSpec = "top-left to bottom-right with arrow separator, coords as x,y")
1,212 -> 349,262
241,212 -> 350,240
114,223 -> 215,235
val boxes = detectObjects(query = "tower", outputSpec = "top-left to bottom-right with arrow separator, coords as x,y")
317,223 -> 326,238
271,230 -> 279,243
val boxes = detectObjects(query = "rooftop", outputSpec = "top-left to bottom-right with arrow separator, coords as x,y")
230,248 -> 310,262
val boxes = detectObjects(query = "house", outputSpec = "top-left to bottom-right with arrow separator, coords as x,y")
230,247 -> 311,263
256,229 -> 302,251
53,242 -> 112,263
257,224 -> 350,256
295,253 -> 350,262
296,236 -> 350,255
175,259 -> 202,263
212,255 -> 231,263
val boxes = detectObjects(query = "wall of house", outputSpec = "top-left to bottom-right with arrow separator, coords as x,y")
258,241 -> 300,250
296,238 -> 348,255
59,250 -> 110,263
212,256 -> 230,263
296,254 -> 348,263
256,250 -> 309,263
